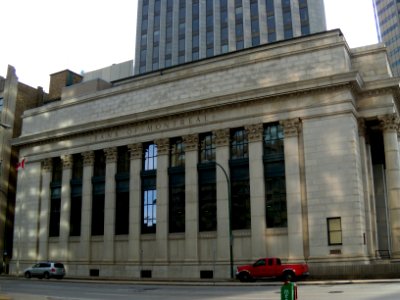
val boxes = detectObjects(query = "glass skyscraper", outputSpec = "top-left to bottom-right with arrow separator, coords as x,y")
134,0 -> 326,74
373,0 -> 400,76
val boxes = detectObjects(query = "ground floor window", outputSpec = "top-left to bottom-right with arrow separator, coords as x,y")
49,183 -> 61,237
264,123 -> 287,228
327,217 -> 342,245
70,195 -> 82,236
115,191 -> 129,235
143,189 -> 157,233
91,177 -> 105,236
169,168 -> 185,233
230,160 -> 251,230
115,174 -> 129,235
198,164 -> 217,232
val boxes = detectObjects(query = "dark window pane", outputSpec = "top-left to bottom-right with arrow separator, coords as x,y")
264,123 -> 286,228
169,172 -> 185,233
115,191 -> 129,235
199,184 -> 217,231
266,176 -> 287,227
199,133 -> 215,163
93,150 -> 106,177
170,138 -> 185,167
52,157 -> 62,182
72,154 -> 83,180
49,197 -> 61,237
91,193 -> 105,236
117,146 -> 130,174
231,162 -> 251,230
70,196 -> 82,236
231,128 -> 249,159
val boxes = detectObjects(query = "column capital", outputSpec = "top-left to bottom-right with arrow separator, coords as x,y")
82,151 -> 94,166
245,123 -> 263,142
128,143 -> 143,160
61,154 -> 73,169
43,158 -> 52,172
379,114 -> 400,132
155,138 -> 169,155
104,147 -> 117,163
280,118 -> 301,137
183,134 -> 198,152
214,129 -> 230,147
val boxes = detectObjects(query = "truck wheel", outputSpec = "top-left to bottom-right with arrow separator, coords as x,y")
283,271 -> 296,282
239,272 -> 252,282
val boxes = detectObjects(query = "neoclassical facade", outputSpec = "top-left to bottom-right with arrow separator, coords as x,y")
10,30 -> 400,279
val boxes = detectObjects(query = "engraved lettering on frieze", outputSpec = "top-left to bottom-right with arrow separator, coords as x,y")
92,113 -> 207,143
245,123 -> 263,142
214,129 -> 230,147
155,138 -> 169,155
145,114 -> 207,133
104,147 -> 118,163
94,130 -> 119,142
280,118 -> 301,137
128,143 -> 143,160
82,151 -> 94,166
61,154 -> 73,169
184,134 -> 199,152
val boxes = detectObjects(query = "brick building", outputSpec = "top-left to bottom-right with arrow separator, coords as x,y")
0,66 -> 45,273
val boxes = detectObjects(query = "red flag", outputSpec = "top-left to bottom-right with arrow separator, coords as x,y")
16,158 -> 25,171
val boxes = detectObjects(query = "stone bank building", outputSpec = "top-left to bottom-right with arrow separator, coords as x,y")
10,30 -> 400,279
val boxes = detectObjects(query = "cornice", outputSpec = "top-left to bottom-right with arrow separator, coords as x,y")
12,71 -> 367,149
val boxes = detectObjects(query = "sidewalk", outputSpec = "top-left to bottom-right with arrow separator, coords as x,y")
2,274 -> 400,286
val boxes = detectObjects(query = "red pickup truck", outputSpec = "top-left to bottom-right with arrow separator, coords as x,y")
235,257 -> 309,282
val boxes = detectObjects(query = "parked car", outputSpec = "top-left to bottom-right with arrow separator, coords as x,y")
24,262 -> 65,279
235,257 -> 309,282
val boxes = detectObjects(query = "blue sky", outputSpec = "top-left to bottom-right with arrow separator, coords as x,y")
1,0 -> 378,91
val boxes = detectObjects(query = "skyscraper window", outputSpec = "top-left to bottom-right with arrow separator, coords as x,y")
135,0 -> 326,74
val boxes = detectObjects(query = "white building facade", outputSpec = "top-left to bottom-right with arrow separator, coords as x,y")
11,30 -> 400,279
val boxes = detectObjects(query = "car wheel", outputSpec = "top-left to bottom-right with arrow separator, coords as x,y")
44,272 -> 50,279
24,272 -> 31,279
239,272 -> 252,282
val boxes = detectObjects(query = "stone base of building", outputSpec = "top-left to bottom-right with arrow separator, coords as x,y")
9,258 -> 400,280
308,260 -> 400,279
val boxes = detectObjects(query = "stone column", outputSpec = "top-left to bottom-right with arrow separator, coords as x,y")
59,155 -> 72,261
281,118 -> 304,261
358,119 -> 377,258
80,151 -> 94,262
155,139 -> 169,262
246,124 -> 266,259
103,147 -> 117,262
380,115 -> 400,258
214,129 -> 231,270
184,134 -> 199,262
127,144 -> 142,263
38,158 -> 52,261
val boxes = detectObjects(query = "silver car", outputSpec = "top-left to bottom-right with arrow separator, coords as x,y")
24,262 -> 65,279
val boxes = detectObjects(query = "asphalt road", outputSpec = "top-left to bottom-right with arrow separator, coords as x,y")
1,277 -> 400,300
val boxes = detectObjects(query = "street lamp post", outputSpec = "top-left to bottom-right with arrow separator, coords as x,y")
215,162 -> 234,279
